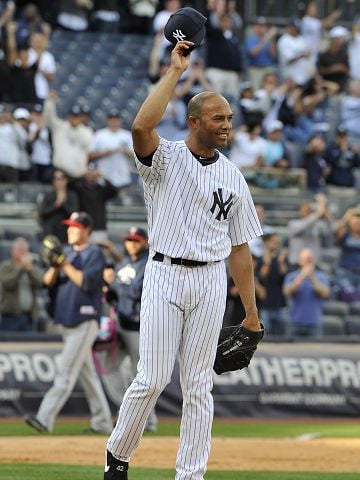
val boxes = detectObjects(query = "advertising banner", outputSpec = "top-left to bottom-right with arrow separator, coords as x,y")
1,342 -> 359,417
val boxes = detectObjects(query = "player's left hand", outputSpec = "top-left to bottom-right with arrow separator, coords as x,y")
171,41 -> 194,71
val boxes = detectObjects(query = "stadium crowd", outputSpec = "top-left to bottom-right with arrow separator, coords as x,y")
0,0 -> 359,338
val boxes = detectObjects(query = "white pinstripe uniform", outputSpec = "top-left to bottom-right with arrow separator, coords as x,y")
107,138 -> 262,479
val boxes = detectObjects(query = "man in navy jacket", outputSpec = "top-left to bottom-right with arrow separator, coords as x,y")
25,211 -> 113,434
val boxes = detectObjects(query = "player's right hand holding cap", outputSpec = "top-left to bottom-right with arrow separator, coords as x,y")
164,7 -> 207,55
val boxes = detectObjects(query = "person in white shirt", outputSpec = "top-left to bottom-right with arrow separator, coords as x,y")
44,92 -> 93,179
341,79 -> 360,147
27,31 -> 56,101
229,122 -> 267,169
0,105 -> 19,181
28,103 -> 53,182
349,19 -> 360,80
300,1 -> 341,61
277,18 -> 316,86
13,107 -> 31,180
88,110 -> 134,189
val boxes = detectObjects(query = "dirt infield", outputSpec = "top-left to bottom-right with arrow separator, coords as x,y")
1,436 -> 360,472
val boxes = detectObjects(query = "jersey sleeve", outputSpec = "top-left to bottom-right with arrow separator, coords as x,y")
134,137 -> 172,185
228,176 -> 263,245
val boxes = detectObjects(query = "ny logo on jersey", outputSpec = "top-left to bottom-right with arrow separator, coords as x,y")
172,29 -> 186,42
210,188 -> 233,220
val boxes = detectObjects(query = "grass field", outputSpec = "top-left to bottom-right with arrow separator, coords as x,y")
1,419 -> 359,479
0,465 -> 360,480
2,419 -> 360,438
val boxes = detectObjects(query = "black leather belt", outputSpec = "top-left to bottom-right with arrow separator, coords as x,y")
153,252 -> 209,267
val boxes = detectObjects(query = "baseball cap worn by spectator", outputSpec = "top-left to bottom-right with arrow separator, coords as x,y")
329,26 -> 349,39
164,7 -> 207,54
32,104 -> 43,113
267,120 -> 284,133
63,211 -> 93,229
336,125 -> 348,136
13,108 -> 31,120
124,227 -> 148,242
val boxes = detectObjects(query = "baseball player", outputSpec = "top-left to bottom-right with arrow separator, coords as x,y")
24,211 -> 113,434
104,40 -> 262,480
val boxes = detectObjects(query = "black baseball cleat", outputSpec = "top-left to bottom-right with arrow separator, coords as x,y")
24,414 -> 49,433
104,450 -> 128,479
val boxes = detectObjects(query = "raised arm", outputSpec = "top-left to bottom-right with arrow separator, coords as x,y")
131,40 -> 193,157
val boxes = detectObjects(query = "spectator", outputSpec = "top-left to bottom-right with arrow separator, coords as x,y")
56,0 -> 93,32
107,227 -> 158,432
127,0 -> 159,35
255,71 -> 281,127
349,17 -> 360,80
262,120 -> 290,169
6,21 -> 38,104
0,0 -> 15,101
148,31 -> 171,85
91,0 -> 120,33
37,169 -> 79,244
302,134 -> 329,193
0,237 -> 44,332
70,167 -> 118,242
205,10 -> 244,98
301,74 -> 339,133
300,1 -> 341,60
0,104 -> 19,181
287,193 -> 332,268
237,81 -> 267,127
152,0 -> 180,34
28,31 -> 56,102
340,79 -> 360,147
276,78 -> 314,146
229,122 -> 266,170
175,57 -> 213,105
333,206 -> 360,302
12,107 -> 32,180
24,211 -> 113,434
88,109 -> 134,189
325,126 -> 360,188
156,91 -> 187,140
277,17 -> 315,86
256,232 -> 288,336
318,26 -> 350,93
43,92 -> 93,179
244,16 -> 277,90
16,3 -> 51,48
28,103 -> 53,183
283,248 -> 330,338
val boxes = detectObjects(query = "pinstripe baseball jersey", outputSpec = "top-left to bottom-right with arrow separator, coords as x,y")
135,138 -> 263,261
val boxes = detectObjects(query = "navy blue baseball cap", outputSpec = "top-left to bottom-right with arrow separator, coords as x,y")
63,211 -> 93,229
124,227 -> 148,242
164,7 -> 207,51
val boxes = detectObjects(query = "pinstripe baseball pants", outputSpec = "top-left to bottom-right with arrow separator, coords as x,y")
107,257 -> 227,479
